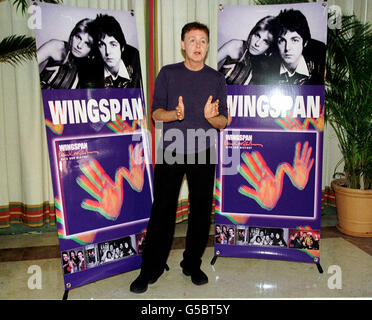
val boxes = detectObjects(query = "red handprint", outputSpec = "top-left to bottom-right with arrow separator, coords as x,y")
45,118 -> 64,135
276,107 -> 324,132
76,143 -> 146,221
238,151 -> 286,210
77,159 -> 124,221
276,112 -> 307,131
237,141 -> 314,210
283,141 -> 314,190
118,143 -> 146,192
306,106 -> 324,132
55,197 -> 96,244
107,115 -> 141,134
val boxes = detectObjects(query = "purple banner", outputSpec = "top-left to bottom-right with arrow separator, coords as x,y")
215,2 -> 327,264
36,3 -> 152,290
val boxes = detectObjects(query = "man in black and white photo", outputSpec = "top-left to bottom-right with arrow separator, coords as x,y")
274,9 -> 326,85
91,14 -> 142,88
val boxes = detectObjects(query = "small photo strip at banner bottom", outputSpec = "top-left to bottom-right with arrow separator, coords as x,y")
215,224 -> 320,251
61,231 -> 146,275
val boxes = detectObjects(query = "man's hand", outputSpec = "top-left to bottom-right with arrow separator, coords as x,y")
152,96 -> 184,123
204,95 -> 219,119
203,95 -> 227,129
175,96 -> 185,121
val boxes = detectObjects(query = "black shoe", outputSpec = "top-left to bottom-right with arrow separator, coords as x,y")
130,264 -> 170,293
180,261 -> 208,286
130,273 -> 149,294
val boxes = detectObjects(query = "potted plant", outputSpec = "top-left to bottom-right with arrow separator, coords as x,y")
325,14 -> 372,237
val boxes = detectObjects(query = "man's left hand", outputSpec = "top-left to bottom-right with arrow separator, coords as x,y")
204,95 -> 219,119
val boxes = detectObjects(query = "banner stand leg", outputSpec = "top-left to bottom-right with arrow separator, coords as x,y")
62,289 -> 69,300
316,263 -> 323,274
210,256 -> 218,265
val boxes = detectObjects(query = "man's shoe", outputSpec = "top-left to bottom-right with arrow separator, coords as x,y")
190,269 -> 208,285
130,273 -> 149,294
180,261 -> 208,285
130,264 -> 170,293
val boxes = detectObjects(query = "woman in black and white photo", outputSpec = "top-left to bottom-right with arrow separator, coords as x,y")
37,18 -> 96,89
218,15 -> 277,85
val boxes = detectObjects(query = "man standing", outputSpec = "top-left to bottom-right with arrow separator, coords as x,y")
130,22 -> 228,294
275,9 -> 326,85
92,14 -> 142,88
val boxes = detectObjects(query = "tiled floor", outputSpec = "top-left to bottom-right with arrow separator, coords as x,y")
1,214 -> 372,299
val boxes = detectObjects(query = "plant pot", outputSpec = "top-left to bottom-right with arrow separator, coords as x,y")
331,179 -> 372,237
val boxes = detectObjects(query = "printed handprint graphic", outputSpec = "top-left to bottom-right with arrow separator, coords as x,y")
238,141 -> 314,210
283,141 -> 314,190
55,197 -> 96,244
305,106 -> 324,132
214,178 -> 222,213
275,107 -> 324,132
76,159 -> 124,221
214,178 -> 250,224
118,143 -> 146,192
238,151 -> 286,210
276,112 -> 308,131
107,115 -> 141,134
45,118 -> 64,135
76,143 -> 145,221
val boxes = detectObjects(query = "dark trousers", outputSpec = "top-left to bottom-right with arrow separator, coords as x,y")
140,149 -> 216,278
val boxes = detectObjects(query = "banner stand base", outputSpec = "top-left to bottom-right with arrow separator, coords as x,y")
316,263 -> 323,274
63,289 -> 69,300
211,255 -> 324,274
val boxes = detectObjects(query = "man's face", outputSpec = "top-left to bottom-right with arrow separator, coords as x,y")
98,34 -> 122,73
181,29 -> 209,66
277,30 -> 304,69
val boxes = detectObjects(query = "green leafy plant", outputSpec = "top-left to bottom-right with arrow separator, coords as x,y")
325,15 -> 372,190
0,0 -> 62,66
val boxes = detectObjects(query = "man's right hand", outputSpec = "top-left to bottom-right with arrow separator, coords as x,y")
175,96 -> 185,121
152,96 -> 185,123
